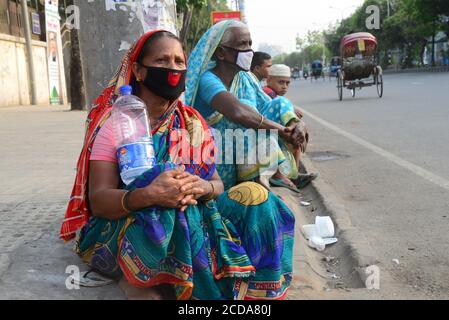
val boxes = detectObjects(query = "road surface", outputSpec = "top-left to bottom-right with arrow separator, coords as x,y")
287,72 -> 449,298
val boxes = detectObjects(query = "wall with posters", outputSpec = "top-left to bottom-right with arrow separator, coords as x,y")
76,0 -> 178,105
0,0 -> 67,107
0,33 -> 50,107
45,0 -> 67,105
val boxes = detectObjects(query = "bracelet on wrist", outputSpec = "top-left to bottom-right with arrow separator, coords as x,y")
121,190 -> 133,213
202,182 -> 216,202
257,115 -> 265,129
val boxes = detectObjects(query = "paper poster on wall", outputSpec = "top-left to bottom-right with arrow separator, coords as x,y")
105,0 -> 177,35
140,0 -> 177,34
32,12 -> 41,35
45,0 -> 61,105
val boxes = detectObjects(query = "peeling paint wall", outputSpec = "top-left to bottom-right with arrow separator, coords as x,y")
104,0 -> 177,34
76,0 -> 177,105
0,34 -> 50,107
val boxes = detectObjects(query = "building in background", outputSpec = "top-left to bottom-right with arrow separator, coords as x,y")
424,31 -> 449,66
0,0 -> 68,107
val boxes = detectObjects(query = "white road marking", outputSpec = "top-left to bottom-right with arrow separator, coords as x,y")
301,107 -> 449,192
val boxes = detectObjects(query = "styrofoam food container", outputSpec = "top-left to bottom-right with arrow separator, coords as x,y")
301,224 -> 317,240
315,216 -> 335,238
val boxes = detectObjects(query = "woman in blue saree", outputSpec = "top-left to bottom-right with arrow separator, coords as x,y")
62,30 -> 295,300
185,20 -> 308,193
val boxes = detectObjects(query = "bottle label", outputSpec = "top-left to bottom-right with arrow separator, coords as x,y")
117,142 -> 156,175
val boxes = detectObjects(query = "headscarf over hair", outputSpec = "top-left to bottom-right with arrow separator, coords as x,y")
185,20 -> 246,106
60,30 -> 214,241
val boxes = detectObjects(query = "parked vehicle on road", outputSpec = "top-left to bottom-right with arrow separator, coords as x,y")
311,60 -> 325,82
336,32 -> 383,100
329,56 -> 342,80
292,67 -> 301,80
303,66 -> 309,79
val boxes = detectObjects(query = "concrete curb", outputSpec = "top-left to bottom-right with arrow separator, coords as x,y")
301,155 -> 380,285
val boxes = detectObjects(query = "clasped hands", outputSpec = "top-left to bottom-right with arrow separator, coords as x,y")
281,120 -> 307,150
143,166 -> 213,212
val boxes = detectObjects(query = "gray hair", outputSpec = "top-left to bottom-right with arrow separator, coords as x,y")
220,21 -> 249,46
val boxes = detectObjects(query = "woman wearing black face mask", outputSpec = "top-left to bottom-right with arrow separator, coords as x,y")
62,30 -> 296,301
132,32 -> 188,125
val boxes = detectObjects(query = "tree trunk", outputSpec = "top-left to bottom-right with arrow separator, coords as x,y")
180,7 -> 194,49
431,33 -> 435,67
431,22 -> 436,67
70,27 -> 86,111
190,13 -> 203,55
419,39 -> 427,66
402,44 -> 413,68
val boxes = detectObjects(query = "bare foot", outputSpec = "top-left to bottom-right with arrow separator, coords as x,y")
119,277 -> 175,300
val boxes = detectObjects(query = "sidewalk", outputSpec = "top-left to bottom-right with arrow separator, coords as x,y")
0,105 -> 356,300
383,65 -> 449,74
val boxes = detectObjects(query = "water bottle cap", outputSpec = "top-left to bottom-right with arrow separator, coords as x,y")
119,85 -> 133,96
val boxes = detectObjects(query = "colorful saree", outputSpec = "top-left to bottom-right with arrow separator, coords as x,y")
61,30 -> 295,300
185,20 -> 300,190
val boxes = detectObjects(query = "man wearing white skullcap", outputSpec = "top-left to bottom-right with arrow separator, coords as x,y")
263,64 -> 292,98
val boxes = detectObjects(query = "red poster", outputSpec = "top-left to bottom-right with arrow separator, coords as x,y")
211,11 -> 242,25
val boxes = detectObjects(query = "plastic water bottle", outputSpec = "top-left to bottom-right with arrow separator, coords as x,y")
111,85 -> 156,185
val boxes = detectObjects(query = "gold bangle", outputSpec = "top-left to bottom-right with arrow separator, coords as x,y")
257,115 -> 265,129
209,181 -> 215,196
202,182 -> 216,202
121,190 -> 132,214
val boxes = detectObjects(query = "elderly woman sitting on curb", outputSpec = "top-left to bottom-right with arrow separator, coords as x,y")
185,20 -> 315,193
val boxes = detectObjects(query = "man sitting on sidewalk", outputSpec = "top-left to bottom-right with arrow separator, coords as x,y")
264,64 -> 318,189
250,52 -> 272,85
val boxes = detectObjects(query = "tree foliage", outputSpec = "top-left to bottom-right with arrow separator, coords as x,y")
275,0 -> 449,68
274,30 -> 332,68
176,0 -> 230,55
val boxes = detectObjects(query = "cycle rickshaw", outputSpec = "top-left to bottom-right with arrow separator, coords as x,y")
337,32 -> 383,100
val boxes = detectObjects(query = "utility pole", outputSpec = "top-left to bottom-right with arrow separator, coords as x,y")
387,0 -> 391,68
234,0 -> 239,11
322,31 -> 326,66
20,0 -> 37,105
431,22 -> 436,67
238,0 -> 247,24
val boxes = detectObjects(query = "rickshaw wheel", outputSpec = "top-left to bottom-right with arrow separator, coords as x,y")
377,75 -> 383,97
337,70 -> 343,101
375,66 -> 383,98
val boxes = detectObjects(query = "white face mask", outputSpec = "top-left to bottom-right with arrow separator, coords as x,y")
221,46 -> 254,72
236,50 -> 254,72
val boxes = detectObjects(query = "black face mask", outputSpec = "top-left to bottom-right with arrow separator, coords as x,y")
140,64 -> 187,101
